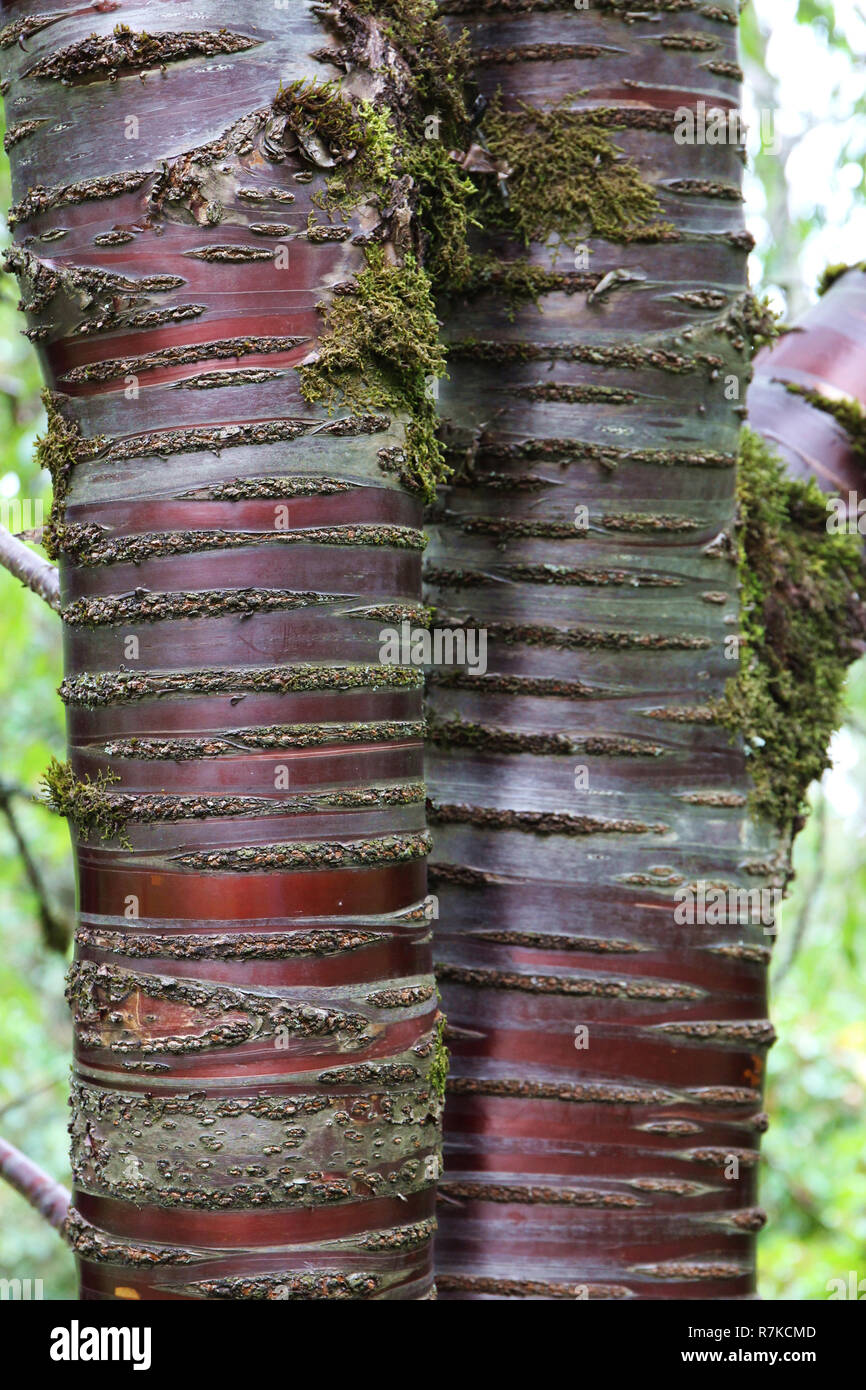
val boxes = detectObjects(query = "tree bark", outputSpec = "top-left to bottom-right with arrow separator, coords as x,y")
427,0 -> 781,1300
748,267 -> 866,499
0,0 -> 450,1301
0,1135 -> 70,1232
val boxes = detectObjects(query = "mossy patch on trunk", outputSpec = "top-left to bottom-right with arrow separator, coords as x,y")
717,428 -> 866,829
42,757 -> 126,843
429,1011 -> 449,1100
34,390 -> 98,560
817,261 -> 866,296
300,246 -> 447,499
271,3 -> 472,491
477,95 -> 672,247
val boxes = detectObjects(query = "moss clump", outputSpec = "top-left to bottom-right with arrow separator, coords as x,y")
359,0 -> 475,290
783,382 -> 866,459
717,429 -> 866,829
429,1011 -> 449,1101
478,94 -> 672,246
269,6 -> 471,486
275,12 -> 473,286
300,246 -> 447,499
817,261 -> 866,297
35,390 -> 88,560
737,293 -> 780,353
275,79 -> 370,159
42,757 -> 125,843
349,0 -> 474,289
355,0 -> 469,130
404,138 -> 477,292
273,80 -> 396,218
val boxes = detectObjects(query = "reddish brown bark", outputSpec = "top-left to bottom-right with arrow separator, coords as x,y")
0,0 -> 443,1300
748,268 -> 866,497
427,0 -> 774,1300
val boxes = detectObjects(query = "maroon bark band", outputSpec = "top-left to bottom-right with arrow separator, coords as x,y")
428,0 -> 773,1300
0,0 -> 444,1300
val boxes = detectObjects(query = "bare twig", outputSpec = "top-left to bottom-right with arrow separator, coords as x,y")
0,523 -> 60,611
0,1135 -> 70,1234
0,785 -> 73,952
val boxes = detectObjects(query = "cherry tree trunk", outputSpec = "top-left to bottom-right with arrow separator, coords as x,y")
0,0 -> 442,1301
427,0 -> 775,1300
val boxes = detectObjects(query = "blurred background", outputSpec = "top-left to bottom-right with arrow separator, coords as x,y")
0,0 -> 864,1300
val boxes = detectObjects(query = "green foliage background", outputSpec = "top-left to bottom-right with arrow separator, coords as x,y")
0,113 -> 74,1294
0,2 -> 864,1300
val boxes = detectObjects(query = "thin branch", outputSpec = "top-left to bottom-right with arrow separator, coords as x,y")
0,523 -> 60,612
0,1135 -> 70,1234
0,785 -> 73,953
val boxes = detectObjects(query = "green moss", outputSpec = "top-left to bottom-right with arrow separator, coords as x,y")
35,390 -> 86,560
405,138 -> 478,291
275,11 -> 472,285
717,429 -> 866,829
275,78 -> 369,159
456,255 -> 596,317
268,8 -> 472,489
356,0 -> 474,289
817,261 -> 866,296
783,382 -> 866,459
273,80 -> 396,218
739,293 -> 781,353
429,1011 -> 449,1100
355,0 -> 470,130
41,757 -> 126,843
299,245 -> 448,499
478,94 -> 672,247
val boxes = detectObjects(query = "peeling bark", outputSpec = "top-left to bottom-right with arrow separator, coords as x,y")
748,267 -> 866,500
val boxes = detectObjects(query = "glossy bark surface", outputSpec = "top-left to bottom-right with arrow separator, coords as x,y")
428,0 -> 774,1299
0,0 -> 440,1300
749,267 -> 866,496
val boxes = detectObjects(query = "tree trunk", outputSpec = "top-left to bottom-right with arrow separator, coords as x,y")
0,0 -> 453,1301
426,0 -> 859,1300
